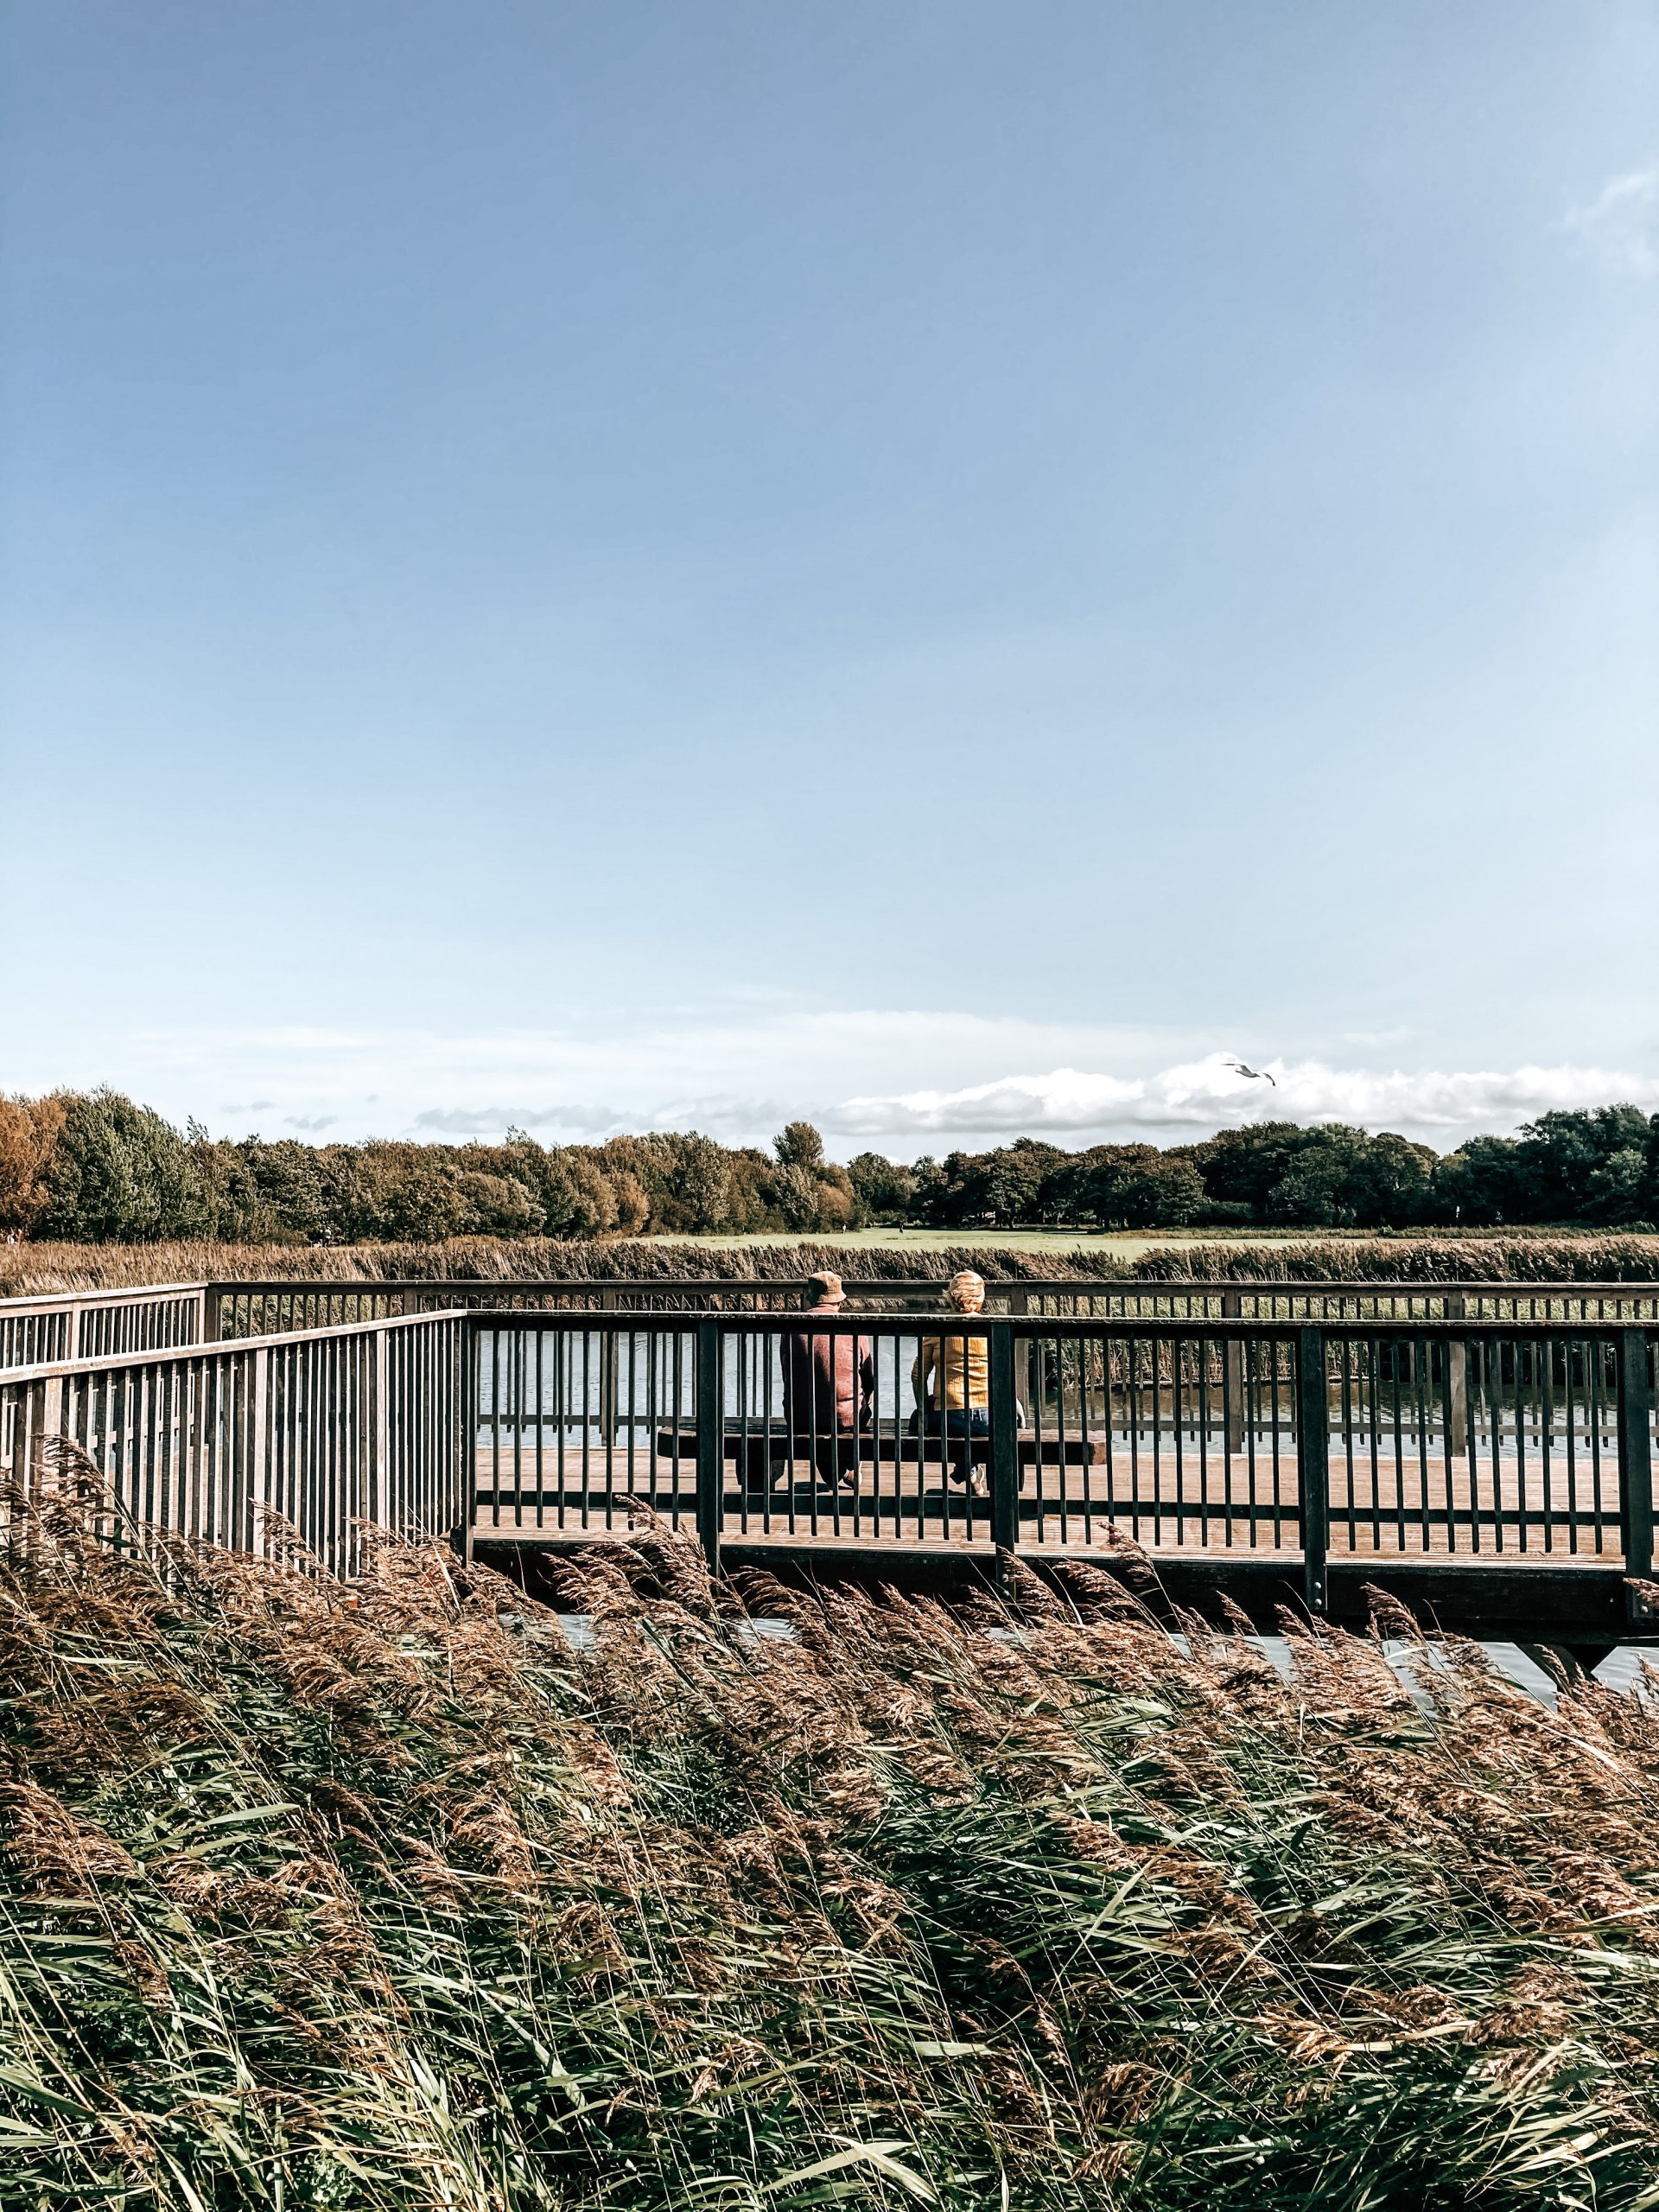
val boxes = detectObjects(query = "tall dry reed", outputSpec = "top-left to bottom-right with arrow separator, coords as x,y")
3,1446 -> 1659,2207
5,1231 -> 1659,1300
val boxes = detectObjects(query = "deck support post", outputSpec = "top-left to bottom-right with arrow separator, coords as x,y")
1618,1327 -> 1654,1592
696,1319 -> 723,1570
990,1321 -> 1020,1589
1297,1326 -> 1330,1617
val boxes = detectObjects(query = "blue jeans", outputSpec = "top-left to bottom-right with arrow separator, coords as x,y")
916,1405 -> 989,1484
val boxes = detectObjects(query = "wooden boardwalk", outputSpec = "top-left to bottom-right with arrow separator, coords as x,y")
471,1440 -> 1625,1560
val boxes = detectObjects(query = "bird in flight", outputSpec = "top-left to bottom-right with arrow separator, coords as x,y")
1227,1059 -> 1277,1087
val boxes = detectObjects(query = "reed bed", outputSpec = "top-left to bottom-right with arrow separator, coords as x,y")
5,1231 -> 1659,1299
5,1451 -> 1659,2208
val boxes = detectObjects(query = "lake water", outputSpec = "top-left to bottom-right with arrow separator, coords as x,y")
525,1614 -> 1654,1707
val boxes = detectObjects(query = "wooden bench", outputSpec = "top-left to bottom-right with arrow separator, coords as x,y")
474,1485 -> 1028,1521
652,1427 -> 1107,1474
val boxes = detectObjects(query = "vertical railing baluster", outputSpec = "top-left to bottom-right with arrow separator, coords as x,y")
990,1321 -> 1018,1578
1298,1326 -> 1330,1616
696,1318 -> 722,1567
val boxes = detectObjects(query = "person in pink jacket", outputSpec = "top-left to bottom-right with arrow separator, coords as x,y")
772,1270 -> 876,1488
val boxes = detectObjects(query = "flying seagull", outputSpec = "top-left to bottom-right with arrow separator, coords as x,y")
1226,1059 -> 1277,1087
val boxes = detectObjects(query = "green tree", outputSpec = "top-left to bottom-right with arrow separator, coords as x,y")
771,1163 -> 826,1231
1070,1145 -> 1205,1229
1514,1107 -> 1656,1224
454,1172 -> 542,1236
1585,1147 -> 1652,1226
1346,1132 -> 1439,1228
774,1122 -> 825,1173
540,1151 -> 622,1239
594,1134 -> 729,1233
342,1145 -> 472,1240
1192,1122 -> 1316,1221
661,1135 -> 733,1233
1434,1135 -> 1524,1225
41,1090 -> 205,1242
848,1153 -> 918,1224
725,1147 -> 785,1231
1264,1135 -> 1364,1227
981,1140 -> 1066,1224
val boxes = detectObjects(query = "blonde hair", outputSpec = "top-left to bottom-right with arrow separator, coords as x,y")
944,1270 -> 985,1311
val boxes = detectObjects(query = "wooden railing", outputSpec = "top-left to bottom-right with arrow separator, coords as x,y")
9,1276 -> 1656,1381
0,1282 -> 208,1371
199,1276 -> 1659,1341
462,1308 -> 1659,1620
0,1310 -> 464,1575
5,1293 -> 1656,1634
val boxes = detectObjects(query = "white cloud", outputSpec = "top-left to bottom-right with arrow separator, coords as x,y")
46,1017 -> 1659,1157
106,1009 -> 1201,1146
1563,165 -> 1659,278
412,1096 -> 779,1139
827,1054 -> 1659,1148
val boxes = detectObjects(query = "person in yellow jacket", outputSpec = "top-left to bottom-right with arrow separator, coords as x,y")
912,1270 -> 990,1488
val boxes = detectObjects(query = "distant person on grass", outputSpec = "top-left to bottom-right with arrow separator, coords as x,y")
771,1271 -> 876,1490
912,1270 -> 990,1491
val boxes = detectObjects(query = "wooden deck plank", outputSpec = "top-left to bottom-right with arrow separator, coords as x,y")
469,1438 -> 1624,1560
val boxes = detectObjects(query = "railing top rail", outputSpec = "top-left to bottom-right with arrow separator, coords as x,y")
0,1280 -> 208,1314
454,1306 -> 1659,1340
207,1274 -> 1659,1298
1,1305 -> 467,1386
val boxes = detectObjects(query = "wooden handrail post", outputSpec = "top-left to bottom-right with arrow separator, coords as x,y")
1297,1326 -> 1330,1616
250,1344 -> 270,1558
989,1320 -> 1020,1584
459,1323 -> 477,1562
1446,1294 -> 1467,1458
1006,1286 -> 1033,1417
1222,1289 -> 1243,1455
599,1289 -> 620,1438
372,1325 -> 389,1531
1618,1327 -> 1654,1586
696,1319 -> 722,1569
42,1372 -> 65,1459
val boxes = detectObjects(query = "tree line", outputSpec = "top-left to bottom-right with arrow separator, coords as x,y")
1,1089 -> 1656,1243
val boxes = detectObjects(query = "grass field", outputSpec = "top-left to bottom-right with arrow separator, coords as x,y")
638,1226 -> 1315,1256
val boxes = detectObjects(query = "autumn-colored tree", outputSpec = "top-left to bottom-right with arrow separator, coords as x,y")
0,1093 -> 67,1236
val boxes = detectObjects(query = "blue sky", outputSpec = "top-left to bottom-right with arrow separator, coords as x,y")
3,0 -> 1656,1154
